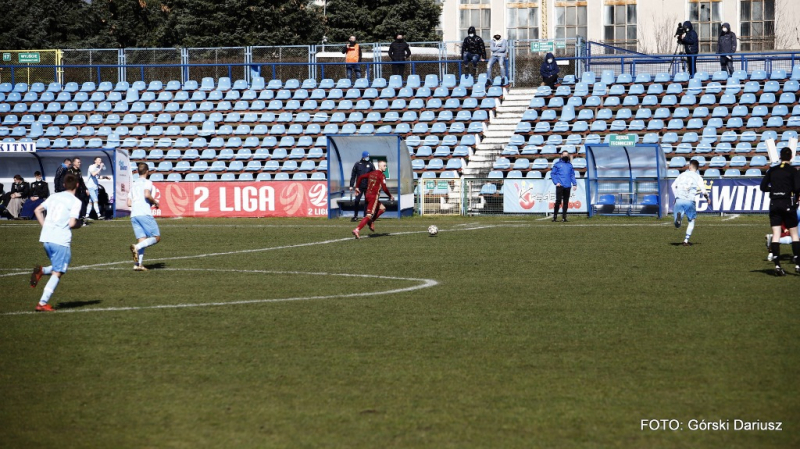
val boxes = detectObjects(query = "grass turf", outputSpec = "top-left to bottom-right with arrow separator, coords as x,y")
0,214 -> 798,448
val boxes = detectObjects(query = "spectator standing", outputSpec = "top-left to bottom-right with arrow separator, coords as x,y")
349,151 -> 376,222
486,30 -> 509,86
540,52 -> 559,88
20,171 -> 50,219
69,157 -> 90,224
551,150 -> 577,222
342,35 -> 363,82
461,26 -> 486,79
53,157 -> 71,193
388,34 -> 411,78
679,21 -> 699,76
717,22 -> 737,76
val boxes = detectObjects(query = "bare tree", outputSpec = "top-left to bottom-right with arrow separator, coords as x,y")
640,12 -> 681,55
775,0 -> 800,49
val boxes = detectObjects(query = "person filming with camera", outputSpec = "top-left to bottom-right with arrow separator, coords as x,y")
676,21 -> 699,77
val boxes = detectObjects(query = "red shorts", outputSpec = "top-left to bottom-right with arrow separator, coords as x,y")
365,195 -> 385,216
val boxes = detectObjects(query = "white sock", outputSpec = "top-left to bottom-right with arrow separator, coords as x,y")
42,266 -> 53,275
92,203 -> 100,215
685,220 -> 695,241
39,276 -> 60,305
134,237 -> 158,250
138,248 -> 144,266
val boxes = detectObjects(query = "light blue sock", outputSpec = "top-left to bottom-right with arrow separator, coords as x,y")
134,237 -> 158,250
138,248 -> 145,266
42,266 -> 53,275
685,220 -> 695,242
39,276 -> 60,305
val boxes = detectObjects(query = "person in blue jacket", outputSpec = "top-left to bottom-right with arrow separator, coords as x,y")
540,52 -> 559,88
678,21 -> 699,76
551,150 -> 577,222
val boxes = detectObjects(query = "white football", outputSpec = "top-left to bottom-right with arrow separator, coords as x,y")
428,225 -> 438,236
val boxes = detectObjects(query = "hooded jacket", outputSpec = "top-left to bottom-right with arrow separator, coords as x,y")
717,22 -> 737,55
461,26 -> 486,59
388,38 -> 411,62
540,52 -> 559,79
680,21 -> 699,55
490,36 -> 508,58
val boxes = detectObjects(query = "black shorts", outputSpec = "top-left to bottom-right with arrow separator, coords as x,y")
769,201 -> 799,228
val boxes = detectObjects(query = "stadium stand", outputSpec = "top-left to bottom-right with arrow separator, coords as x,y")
0,75 -> 498,181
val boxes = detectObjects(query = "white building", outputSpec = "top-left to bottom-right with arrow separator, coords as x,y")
437,0 -> 799,53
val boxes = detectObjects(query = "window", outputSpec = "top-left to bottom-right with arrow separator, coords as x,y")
740,0 -> 775,51
507,3 -> 539,41
603,2 -> 637,51
688,0 -> 721,53
460,0 -> 492,42
555,1 -> 588,40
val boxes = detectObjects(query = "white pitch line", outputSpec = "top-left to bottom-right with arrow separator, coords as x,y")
723,214 -> 741,221
0,268 -> 438,316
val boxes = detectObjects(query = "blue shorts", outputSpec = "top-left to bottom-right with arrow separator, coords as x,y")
674,199 -> 697,221
44,242 -> 71,273
131,215 -> 160,239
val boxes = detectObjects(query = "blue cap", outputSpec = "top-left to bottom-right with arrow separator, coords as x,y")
362,151 -> 370,158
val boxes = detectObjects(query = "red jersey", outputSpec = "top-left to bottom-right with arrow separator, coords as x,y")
780,224 -> 790,238
356,170 -> 392,198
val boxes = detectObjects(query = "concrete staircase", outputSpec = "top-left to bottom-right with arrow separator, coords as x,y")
463,87 -> 537,177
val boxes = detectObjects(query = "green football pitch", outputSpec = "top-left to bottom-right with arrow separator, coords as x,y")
1,215 -> 797,448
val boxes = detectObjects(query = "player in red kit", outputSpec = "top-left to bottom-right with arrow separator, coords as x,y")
352,160 -> 393,239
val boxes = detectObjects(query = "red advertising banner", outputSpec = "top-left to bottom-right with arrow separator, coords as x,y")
151,181 -> 328,218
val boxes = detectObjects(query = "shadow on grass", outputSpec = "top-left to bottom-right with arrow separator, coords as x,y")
749,268 -> 798,277
56,300 -> 102,310
365,233 -> 392,238
669,242 -> 703,246
144,263 -> 167,270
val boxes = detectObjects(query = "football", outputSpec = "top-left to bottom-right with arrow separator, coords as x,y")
428,225 -> 438,236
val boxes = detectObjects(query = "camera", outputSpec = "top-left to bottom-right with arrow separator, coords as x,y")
674,23 -> 686,38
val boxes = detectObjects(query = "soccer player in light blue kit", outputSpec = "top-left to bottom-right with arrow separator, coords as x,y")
30,173 -> 83,312
128,162 -> 161,271
672,159 -> 709,246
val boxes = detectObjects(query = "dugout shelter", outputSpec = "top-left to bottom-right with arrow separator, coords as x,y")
585,142 -> 668,218
0,144 -> 132,217
326,135 -> 414,218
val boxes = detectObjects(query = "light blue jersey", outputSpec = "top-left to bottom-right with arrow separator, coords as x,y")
672,170 -> 707,202
39,191 -> 81,247
130,177 -> 155,217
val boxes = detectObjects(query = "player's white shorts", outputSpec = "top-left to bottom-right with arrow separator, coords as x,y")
131,215 -> 160,239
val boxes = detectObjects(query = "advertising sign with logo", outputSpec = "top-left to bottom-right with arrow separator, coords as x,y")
0,142 -> 36,152
114,149 -> 131,214
502,179 -> 587,213
152,181 -> 328,218
667,178 -> 771,213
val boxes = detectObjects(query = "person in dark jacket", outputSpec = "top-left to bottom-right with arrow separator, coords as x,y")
342,35 -> 363,82
388,34 -> 412,78
69,157 -> 90,223
760,148 -> 800,276
717,22 -> 737,76
53,157 -> 71,193
19,171 -> 50,219
0,174 -> 30,219
550,150 -> 577,222
540,52 -> 559,88
461,26 -> 486,78
349,151 -> 376,221
678,20 -> 699,76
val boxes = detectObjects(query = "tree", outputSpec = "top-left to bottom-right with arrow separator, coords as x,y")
324,0 -> 441,43
0,0 -> 92,49
639,13 -> 681,55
